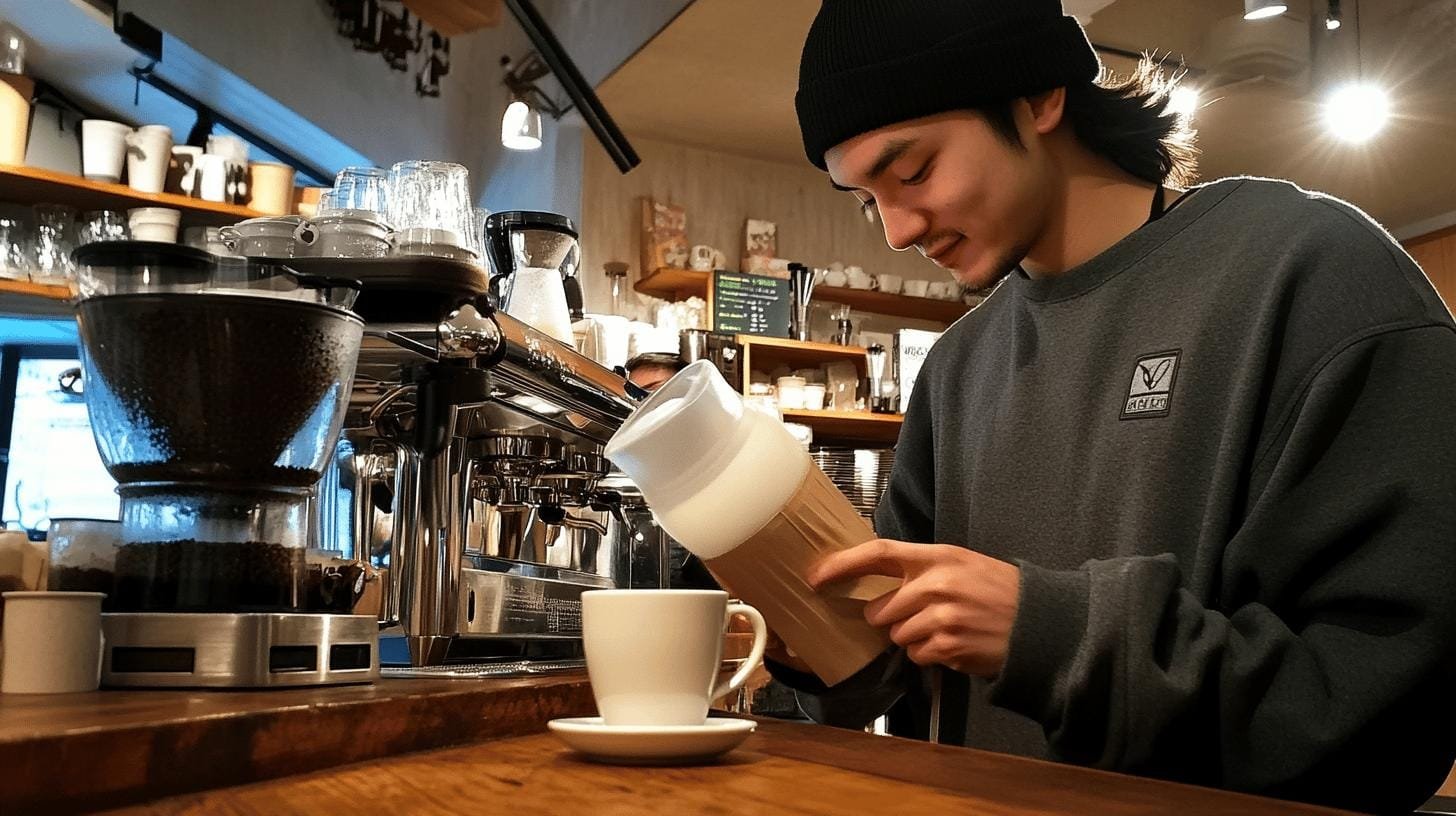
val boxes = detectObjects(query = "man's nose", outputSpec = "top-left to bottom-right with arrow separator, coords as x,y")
878,201 -> 930,253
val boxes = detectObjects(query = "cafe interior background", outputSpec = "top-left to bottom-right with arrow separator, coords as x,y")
0,0 -> 1453,668
0,0 -> 1453,526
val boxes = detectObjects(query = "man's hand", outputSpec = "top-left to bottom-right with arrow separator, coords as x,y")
807,539 -> 1022,678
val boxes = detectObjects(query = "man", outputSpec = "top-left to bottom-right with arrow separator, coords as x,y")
624,351 -> 687,392
766,2 -> 1456,813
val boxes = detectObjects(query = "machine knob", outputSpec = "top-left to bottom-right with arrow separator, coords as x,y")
437,303 -> 502,359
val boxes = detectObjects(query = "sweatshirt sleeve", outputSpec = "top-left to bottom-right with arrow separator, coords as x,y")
763,375 -> 940,725
989,324 -> 1456,815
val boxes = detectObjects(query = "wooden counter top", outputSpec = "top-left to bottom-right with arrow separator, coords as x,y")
98,719 -> 1353,816
0,674 -> 595,814
2,675 -> 1354,816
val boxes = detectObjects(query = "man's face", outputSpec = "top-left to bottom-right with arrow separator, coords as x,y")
824,107 -> 1052,293
628,364 -> 677,392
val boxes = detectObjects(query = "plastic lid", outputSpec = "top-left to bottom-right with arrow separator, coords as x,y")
604,360 -> 751,508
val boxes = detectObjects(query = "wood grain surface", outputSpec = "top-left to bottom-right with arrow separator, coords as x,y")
98,719 -> 1356,816
0,675 -> 595,814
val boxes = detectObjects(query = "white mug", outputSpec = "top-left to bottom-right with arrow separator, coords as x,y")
582,589 -> 768,726
823,269 -> 848,287
903,279 -> 930,297
124,125 -> 172,194
1,591 -> 105,694
689,244 -> 726,272
877,274 -> 903,294
79,119 -> 130,183
845,266 -> 873,289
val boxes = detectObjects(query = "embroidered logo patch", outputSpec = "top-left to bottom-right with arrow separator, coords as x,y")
1120,350 -> 1181,420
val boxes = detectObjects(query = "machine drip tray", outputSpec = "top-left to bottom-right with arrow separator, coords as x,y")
101,613 -> 380,688
381,658 -> 587,679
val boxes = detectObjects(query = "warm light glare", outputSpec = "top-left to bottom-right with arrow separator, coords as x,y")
1244,0 -> 1288,20
1168,86 -> 1201,118
1324,83 -> 1391,143
501,100 -> 543,151
1325,16 -> 1342,30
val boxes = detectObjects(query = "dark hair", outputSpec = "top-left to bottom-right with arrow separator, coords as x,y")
981,57 -> 1199,188
625,352 -> 687,373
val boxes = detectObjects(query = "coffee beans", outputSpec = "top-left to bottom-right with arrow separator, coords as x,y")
112,540 -> 303,612
76,293 -> 362,487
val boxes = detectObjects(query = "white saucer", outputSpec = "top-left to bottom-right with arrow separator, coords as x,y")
547,716 -> 756,765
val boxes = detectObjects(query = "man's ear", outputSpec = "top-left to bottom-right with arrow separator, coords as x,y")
1024,87 -> 1067,135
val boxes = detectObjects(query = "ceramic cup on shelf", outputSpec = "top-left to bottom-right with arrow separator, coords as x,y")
127,207 -> 181,243
124,124 -> 172,194
845,266 -> 873,290
802,383 -> 828,411
167,146 -> 203,196
877,274 -> 903,295
776,375 -> 807,410
246,162 -> 296,216
80,119 -> 130,183
903,279 -> 930,298
823,269 -> 847,287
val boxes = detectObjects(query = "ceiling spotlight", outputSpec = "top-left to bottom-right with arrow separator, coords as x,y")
1326,0 -> 1342,29
1244,0 -> 1288,20
1324,82 -> 1390,143
1167,85 -> 1201,118
501,99 -> 543,151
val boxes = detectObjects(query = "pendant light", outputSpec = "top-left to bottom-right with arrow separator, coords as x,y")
1244,0 -> 1288,20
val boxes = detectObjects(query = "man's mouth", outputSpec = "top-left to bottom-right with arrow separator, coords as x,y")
925,236 -> 964,266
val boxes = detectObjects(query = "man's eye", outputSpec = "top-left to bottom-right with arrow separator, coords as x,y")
901,163 -> 931,186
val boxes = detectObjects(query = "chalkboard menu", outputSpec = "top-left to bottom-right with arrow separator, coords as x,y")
711,270 -> 791,337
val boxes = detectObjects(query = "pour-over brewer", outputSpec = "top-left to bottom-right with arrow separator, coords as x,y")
72,242 -> 379,687
311,210 -> 667,669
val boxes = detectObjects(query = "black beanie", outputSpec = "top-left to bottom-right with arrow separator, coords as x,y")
796,0 -> 1101,169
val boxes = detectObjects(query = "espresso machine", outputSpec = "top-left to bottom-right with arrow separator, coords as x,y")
314,211 -> 667,671
71,242 -> 380,688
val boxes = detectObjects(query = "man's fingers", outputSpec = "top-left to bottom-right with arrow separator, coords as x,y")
884,608 -> 942,646
807,539 -> 934,589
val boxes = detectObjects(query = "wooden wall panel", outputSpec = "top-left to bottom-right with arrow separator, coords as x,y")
1403,228 -> 1456,314
578,135 -> 955,317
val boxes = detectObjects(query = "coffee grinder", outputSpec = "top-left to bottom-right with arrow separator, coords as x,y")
71,242 -> 380,688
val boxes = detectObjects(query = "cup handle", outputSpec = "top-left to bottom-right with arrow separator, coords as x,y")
711,602 -> 768,703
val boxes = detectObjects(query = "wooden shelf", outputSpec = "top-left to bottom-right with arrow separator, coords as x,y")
635,266 -> 711,300
780,408 -> 903,445
815,284 -> 971,323
737,334 -> 867,370
0,164 -> 268,225
0,278 -> 71,301
635,267 -> 971,323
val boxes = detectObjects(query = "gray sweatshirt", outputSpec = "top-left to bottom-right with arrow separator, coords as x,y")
768,178 -> 1456,814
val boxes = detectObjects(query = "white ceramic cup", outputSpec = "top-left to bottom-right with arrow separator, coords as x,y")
80,120 -> 130,183
823,269 -> 847,288
776,375 -> 807,410
124,125 -> 172,193
877,274 -> 903,294
582,589 -> 768,726
845,266 -> 873,289
1,591 -> 105,694
196,153 -> 229,202
128,207 -> 181,243
802,383 -> 827,411
904,279 -> 930,297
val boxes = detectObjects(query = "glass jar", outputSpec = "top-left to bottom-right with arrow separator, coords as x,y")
78,210 -> 130,245
111,486 -> 309,612
46,518 -> 121,604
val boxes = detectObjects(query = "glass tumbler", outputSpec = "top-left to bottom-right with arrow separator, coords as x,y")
387,160 -> 475,258
0,217 -> 30,281
323,166 -> 391,223
79,210 -> 130,245
29,204 -> 77,285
